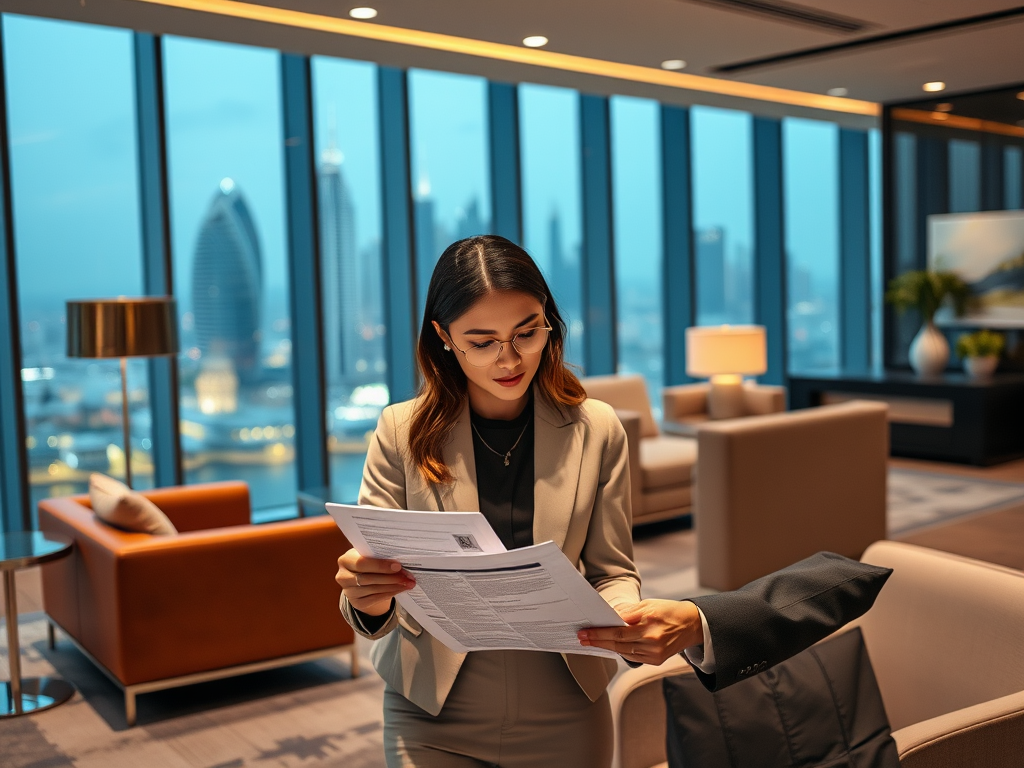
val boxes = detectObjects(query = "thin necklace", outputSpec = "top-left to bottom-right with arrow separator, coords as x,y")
471,413 -> 532,467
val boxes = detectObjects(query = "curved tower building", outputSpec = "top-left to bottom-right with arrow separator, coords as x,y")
192,178 -> 262,382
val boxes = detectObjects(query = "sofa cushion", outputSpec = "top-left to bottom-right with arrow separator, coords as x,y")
89,473 -> 178,535
663,626 -> 898,768
639,436 -> 697,489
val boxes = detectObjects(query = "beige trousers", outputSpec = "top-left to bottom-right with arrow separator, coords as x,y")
383,649 -> 614,768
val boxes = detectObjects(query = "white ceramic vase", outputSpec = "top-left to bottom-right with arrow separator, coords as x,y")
963,355 -> 998,379
908,322 -> 949,376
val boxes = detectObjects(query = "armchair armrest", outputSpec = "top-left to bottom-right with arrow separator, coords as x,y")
742,384 -> 787,415
609,655 -> 690,768
663,383 -> 710,421
614,408 -> 644,525
892,689 -> 1024,768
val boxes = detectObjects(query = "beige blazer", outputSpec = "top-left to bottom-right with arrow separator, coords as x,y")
340,391 -> 642,715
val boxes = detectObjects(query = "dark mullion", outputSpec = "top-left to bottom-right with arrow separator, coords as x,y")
661,105 -> 696,385
981,136 -> 1004,212
580,94 -> 616,376
839,128 -> 871,373
281,53 -> 329,493
752,117 -> 788,386
378,67 -> 418,403
134,32 -> 182,488
0,24 -> 30,531
488,82 -> 522,245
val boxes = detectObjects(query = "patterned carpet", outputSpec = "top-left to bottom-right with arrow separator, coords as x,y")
887,469 -> 1024,535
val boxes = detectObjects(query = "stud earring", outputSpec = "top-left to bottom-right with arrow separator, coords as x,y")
443,344 -> 451,351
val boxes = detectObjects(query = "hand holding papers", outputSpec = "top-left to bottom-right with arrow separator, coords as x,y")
327,504 -> 626,658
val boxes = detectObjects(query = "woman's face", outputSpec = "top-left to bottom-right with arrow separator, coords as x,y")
434,290 -> 547,420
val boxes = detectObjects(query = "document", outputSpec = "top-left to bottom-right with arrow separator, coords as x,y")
325,504 -> 626,658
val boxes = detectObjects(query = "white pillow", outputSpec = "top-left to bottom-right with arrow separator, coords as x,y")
89,473 -> 177,536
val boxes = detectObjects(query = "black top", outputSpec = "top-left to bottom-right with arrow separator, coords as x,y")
469,400 -> 535,551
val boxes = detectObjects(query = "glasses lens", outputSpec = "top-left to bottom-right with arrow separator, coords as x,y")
465,342 -> 501,367
512,327 -> 550,355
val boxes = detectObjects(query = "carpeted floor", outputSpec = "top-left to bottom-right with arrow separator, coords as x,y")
4,464 -> 1024,766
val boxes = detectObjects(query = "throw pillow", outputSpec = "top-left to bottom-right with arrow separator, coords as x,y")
663,627 -> 899,768
89,472 -> 177,535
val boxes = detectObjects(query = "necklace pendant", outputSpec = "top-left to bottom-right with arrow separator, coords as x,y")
504,452 -> 511,467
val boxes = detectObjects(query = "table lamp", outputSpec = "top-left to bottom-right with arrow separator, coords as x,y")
66,297 -> 179,488
685,325 -> 767,419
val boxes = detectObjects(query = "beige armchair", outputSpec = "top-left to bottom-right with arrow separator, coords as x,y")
581,374 -> 696,526
609,541 -> 1024,768
662,381 -> 786,434
695,400 -> 889,590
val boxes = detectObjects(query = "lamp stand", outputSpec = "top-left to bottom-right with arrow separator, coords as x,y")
120,356 -> 133,489
708,374 -> 745,420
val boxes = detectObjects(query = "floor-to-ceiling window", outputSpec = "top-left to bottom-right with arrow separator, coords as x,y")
311,56 -> 388,504
519,84 -> 584,368
948,138 -> 981,213
4,15 -> 150,515
610,95 -> 663,405
164,37 -> 296,512
1006,146 -> 1023,209
783,117 -> 840,372
691,106 -> 755,327
869,129 -> 884,369
408,70 -> 491,315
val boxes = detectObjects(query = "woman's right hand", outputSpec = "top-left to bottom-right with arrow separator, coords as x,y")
336,548 -> 417,617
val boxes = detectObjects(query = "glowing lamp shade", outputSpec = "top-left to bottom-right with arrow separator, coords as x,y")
685,325 -> 767,419
686,325 -> 766,378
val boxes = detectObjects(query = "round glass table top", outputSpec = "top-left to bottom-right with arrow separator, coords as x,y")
0,532 -> 72,571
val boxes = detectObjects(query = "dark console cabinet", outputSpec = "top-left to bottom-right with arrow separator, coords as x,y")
789,372 -> 1024,466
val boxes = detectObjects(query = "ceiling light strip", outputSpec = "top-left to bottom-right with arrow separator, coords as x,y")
891,108 -> 1024,138
131,0 -> 879,116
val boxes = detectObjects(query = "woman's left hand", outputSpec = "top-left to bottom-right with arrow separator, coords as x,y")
577,599 -> 704,666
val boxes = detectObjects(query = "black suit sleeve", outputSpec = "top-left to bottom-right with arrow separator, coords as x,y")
686,551 -> 892,691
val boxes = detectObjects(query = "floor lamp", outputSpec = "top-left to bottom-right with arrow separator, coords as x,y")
66,297 -> 179,489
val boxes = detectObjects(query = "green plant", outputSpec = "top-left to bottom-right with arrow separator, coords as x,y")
884,270 -> 972,323
956,329 -> 1005,359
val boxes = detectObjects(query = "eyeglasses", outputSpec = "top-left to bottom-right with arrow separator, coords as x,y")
447,326 -> 553,368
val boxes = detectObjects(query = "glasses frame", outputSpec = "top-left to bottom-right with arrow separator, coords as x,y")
445,325 -> 554,368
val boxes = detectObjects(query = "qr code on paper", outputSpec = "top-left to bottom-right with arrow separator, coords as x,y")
452,534 -> 482,552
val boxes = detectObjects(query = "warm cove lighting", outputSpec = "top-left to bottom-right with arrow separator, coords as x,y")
125,0 -> 879,116
661,59 -> 686,70
349,7 -> 377,19
522,35 -> 548,48
923,81 -> 946,92
1017,91 -> 1024,101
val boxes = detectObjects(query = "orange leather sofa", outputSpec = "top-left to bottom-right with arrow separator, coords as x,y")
38,481 -> 356,726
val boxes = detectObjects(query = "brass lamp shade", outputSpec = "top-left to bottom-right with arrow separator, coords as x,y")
66,297 -> 179,359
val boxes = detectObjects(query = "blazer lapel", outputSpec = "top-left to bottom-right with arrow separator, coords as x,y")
533,394 -> 583,550
439,398 -> 480,512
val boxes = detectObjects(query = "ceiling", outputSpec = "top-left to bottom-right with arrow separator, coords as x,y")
254,0 -> 1024,102
5,0 -> 1024,119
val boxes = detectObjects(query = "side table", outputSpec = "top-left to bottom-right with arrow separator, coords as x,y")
2,531 -> 75,717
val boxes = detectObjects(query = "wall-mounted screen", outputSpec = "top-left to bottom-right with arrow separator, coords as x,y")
928,209 -> 1024,328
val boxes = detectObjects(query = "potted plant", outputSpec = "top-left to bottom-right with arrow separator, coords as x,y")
885,270 -> 972,375
956,329 -> 1004,378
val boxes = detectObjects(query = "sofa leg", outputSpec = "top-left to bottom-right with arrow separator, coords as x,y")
125,689 -> 137,727
47,621 -> 56,650
350,646 -> 360,678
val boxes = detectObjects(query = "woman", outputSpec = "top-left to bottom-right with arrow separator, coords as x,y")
335,235 -> 703,767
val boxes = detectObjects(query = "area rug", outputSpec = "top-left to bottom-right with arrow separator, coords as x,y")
887,468 -> 1024,535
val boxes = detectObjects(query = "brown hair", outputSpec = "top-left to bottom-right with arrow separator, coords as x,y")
410,235 -> 586,485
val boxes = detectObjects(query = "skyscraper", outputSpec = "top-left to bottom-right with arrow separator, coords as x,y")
318,141 -> 358,382
192,178 -> 262,383
696,227 -> 726,319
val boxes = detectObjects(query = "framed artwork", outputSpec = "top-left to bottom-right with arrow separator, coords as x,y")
928,209 -> 1024,328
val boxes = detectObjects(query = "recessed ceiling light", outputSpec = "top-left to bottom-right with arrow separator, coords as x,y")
523,35 -> 548,48
923,81 -> 946,93
826,87 -> 848,97
349,7 -> 377,19
935,103 -> 953,112
931,112 -> 949,121
661,59 -> 687,71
